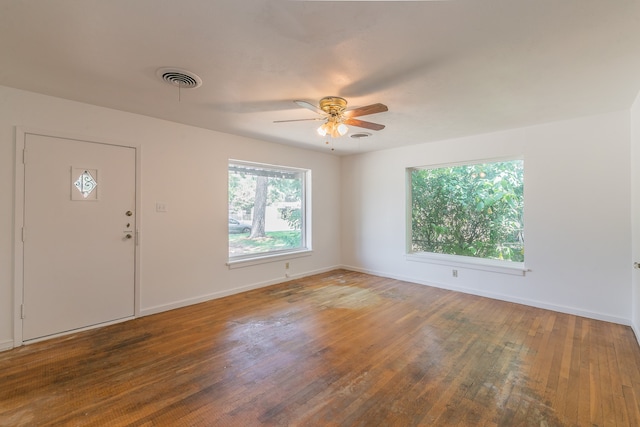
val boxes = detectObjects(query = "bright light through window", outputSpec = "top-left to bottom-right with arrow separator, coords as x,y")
228,161 -> 309,261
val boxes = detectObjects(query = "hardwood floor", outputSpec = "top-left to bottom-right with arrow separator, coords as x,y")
1,270 -> 640,426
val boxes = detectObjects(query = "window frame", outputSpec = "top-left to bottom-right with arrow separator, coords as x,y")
406,156 -> 526,276
227,160 -> 312,268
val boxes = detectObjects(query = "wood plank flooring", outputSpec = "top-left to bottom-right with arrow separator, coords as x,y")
1,269 -> 640,426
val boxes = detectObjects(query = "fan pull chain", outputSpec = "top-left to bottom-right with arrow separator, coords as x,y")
325,139 -> 335,152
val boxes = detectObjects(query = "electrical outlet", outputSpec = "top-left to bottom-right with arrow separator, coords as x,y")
452,269 -> 458,278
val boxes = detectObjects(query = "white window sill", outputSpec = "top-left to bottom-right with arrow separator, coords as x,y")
227,249 -> 312,269
406,252 -> 527,276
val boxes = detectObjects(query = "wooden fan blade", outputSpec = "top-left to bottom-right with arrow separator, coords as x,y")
344,118 -> 386,131
294,100 -> 325,115
344,103 -> 388,118
274,117 -> 324,123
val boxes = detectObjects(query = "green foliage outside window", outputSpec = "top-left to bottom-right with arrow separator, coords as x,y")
411,159 -> 524,262
279,207 -> 302,230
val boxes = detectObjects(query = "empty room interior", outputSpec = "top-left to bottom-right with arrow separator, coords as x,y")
2,0 -> 640,425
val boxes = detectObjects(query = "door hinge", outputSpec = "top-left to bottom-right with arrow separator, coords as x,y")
21,227 -> 25,242
22,149 -> 27,164
21,304 -> 25,319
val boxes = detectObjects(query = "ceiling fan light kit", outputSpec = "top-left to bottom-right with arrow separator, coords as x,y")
317,121 -> 348,138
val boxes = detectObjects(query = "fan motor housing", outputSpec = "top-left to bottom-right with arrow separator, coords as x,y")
319,96 -> 347,116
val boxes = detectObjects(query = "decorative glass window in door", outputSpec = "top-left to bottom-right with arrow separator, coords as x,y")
72,168 -> 98,200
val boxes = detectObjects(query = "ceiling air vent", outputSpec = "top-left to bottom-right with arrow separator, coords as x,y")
156,67 -> 202,89
350,132 -> 372,139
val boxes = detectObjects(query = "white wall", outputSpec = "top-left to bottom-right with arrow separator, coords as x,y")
1,84 -> 635,351
0,86 -> 342,349
341,111 -> 632,324
631,91 -> 640,338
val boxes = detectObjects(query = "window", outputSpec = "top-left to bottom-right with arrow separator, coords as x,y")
228,161 -> 309,263
409,158 -> 524,265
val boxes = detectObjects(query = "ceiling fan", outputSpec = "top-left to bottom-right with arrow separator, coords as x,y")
275,96 -> 388,138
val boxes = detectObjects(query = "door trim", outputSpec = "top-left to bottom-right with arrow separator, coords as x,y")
13,127 -> 141,347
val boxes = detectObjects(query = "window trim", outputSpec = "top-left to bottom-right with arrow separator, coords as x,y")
226,249 -> 313,269
406,252 -> 526,276
406,156 -> 525,274
228,160 -> 311,265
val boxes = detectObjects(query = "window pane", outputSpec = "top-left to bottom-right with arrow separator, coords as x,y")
229,162 -> 306,259
410,159 -> 524,262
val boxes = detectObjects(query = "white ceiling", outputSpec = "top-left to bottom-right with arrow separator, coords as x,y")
2,0 -> 640,154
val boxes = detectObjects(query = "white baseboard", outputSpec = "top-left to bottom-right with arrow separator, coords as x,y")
632,322 -> 640,348
21,317 -> 135,346
3,266 -> 342,351
140,265 -> 341,317
0,339 -> 14,352
340,264 -> 631,326
6,265 -> 638,351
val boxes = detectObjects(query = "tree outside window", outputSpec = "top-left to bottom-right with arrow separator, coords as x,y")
228,162 -> 308,260
410,159 -> 524,262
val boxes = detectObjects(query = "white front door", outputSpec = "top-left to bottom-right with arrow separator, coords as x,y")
22,134 -> 136,341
